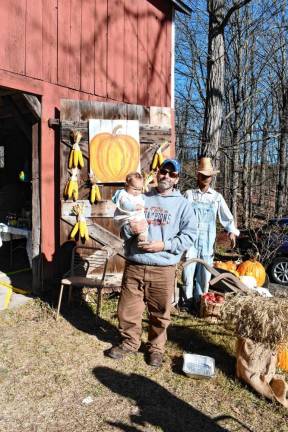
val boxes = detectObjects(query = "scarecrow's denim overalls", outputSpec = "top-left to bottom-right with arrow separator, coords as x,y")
182,201 -> 217,302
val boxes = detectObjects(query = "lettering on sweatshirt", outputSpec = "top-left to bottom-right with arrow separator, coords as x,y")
145,206 -> 172,225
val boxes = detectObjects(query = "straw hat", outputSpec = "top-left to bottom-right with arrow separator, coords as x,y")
197,157 -> 219,176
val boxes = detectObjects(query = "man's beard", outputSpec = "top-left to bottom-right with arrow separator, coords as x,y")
157,179 -> 173,192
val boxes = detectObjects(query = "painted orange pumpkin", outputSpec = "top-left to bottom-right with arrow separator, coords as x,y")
237,259 -> 266,287
277,345 -> 288,371
90,125 -> 140,182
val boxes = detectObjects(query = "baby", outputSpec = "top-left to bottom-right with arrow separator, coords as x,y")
112,172 -> 148,242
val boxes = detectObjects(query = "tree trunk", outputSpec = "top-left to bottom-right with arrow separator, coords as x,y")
276,88 -> 288,217
201,0 -> 225,159
259,125 -> 268,210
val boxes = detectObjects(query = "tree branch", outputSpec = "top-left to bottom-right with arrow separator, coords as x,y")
221,0 -> 253,30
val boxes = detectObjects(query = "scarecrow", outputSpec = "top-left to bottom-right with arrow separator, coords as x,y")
182,157 -> 239,310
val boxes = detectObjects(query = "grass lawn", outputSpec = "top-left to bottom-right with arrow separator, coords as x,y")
0,294 -> 287,432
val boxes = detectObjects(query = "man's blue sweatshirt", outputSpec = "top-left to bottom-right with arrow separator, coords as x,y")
121,188 -> 197,266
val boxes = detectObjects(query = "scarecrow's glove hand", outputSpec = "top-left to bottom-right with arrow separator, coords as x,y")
228,232 -> 236,248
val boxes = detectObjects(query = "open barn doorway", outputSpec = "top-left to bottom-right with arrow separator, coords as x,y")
0,87 -> 41,303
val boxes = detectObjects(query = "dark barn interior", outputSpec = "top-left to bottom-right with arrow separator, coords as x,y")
0,88 -> 34,277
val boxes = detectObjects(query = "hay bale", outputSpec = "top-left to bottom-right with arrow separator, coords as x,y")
221,293 -> 288,349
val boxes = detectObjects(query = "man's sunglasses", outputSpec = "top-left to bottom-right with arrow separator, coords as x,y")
159,168 -> 179,178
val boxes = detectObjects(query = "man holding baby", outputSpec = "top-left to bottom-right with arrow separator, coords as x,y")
108,159 -> 196,368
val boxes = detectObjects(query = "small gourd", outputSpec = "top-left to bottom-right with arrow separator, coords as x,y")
214,260 -> 237,272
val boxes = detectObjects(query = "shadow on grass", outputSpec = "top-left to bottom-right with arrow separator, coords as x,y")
93,366 -> 229,432
168,323 -> 235,378
40,283 -> 120,346
43,285 -> 235,378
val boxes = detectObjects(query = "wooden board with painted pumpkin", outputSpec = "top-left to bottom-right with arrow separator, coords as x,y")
89,119 -> 140,182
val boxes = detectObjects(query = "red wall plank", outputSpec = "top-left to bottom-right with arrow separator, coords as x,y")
165,9 -> 172,107
58,0 -> 71,87
94,0 -> 108,98
124,0 -> 138,104
107,0 -> 124,101
147,1 -> 166,107
137,1 -> 148,106
0,0 -> 26,74
69,0 -> 81,90
26,0 -> 43,79
81,0 -> 95,93
42,0 -> 58,84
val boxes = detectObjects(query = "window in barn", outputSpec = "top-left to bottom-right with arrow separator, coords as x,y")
0,146 -> 4,168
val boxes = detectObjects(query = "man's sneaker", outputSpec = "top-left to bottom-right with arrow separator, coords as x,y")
148,351 -> 163,368
107,344 -> 135,360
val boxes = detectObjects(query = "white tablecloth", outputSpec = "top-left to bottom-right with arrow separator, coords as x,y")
0,223 -> 32,267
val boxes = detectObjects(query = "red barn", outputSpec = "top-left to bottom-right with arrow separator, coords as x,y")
0,0 -> 190,291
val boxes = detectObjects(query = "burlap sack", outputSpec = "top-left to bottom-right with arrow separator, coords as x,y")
236,337 -> 288,408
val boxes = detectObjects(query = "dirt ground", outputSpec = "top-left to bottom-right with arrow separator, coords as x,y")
0,294 -> 287,432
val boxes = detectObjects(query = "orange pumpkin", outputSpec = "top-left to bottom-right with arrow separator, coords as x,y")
237,259 -> 266,287
90,125 -> 140,182
277,345 -> 288,371
214,260 -> 237,271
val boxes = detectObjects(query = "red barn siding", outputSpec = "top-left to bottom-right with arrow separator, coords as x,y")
26,0 -> 43,79
124,0 -> 138,104
81,0 -> 96,93
95,0 -> 108,98
0,0 -> 26,74
0,0 -> 174,270
69,0 -> 82,91
57,0 -> 71,87
137,1 -> 149,106
0,0 -> 172,107
42,0 -> 58,84
107,0 -> 125,101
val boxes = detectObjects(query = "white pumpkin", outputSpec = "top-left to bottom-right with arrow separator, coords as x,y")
239,275 -> 257,289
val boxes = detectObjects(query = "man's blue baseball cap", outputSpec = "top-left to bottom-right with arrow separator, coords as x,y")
160,158 -> 181,173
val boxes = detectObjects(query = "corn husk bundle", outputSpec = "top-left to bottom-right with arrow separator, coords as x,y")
70,204 -> 89,241
142,170 -> 155,192
221,293 -> 288,349
151,143 -> 165,170
89,170 -> 101,204
64,168 -> 79,201
68,131 -> 84,169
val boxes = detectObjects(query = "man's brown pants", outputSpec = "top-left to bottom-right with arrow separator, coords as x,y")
118,262 -> 176,354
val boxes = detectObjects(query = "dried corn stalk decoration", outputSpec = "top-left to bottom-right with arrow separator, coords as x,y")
64,168 -> 79,201
89,170 -> 101,204
151,142 -> 165,170
142,170 -> 155,192
68,130 -> 84,169
70,204 -> 89,241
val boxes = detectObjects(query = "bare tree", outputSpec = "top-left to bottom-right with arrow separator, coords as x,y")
201,0 -> 252,159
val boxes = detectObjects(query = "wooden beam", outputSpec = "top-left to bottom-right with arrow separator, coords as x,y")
21,93 -> 41,119
48,118 -> 60,128
62,216 -> 125,258
61,199 -> 116,218
0,89 -> 20,96
31,122 -> 42,293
